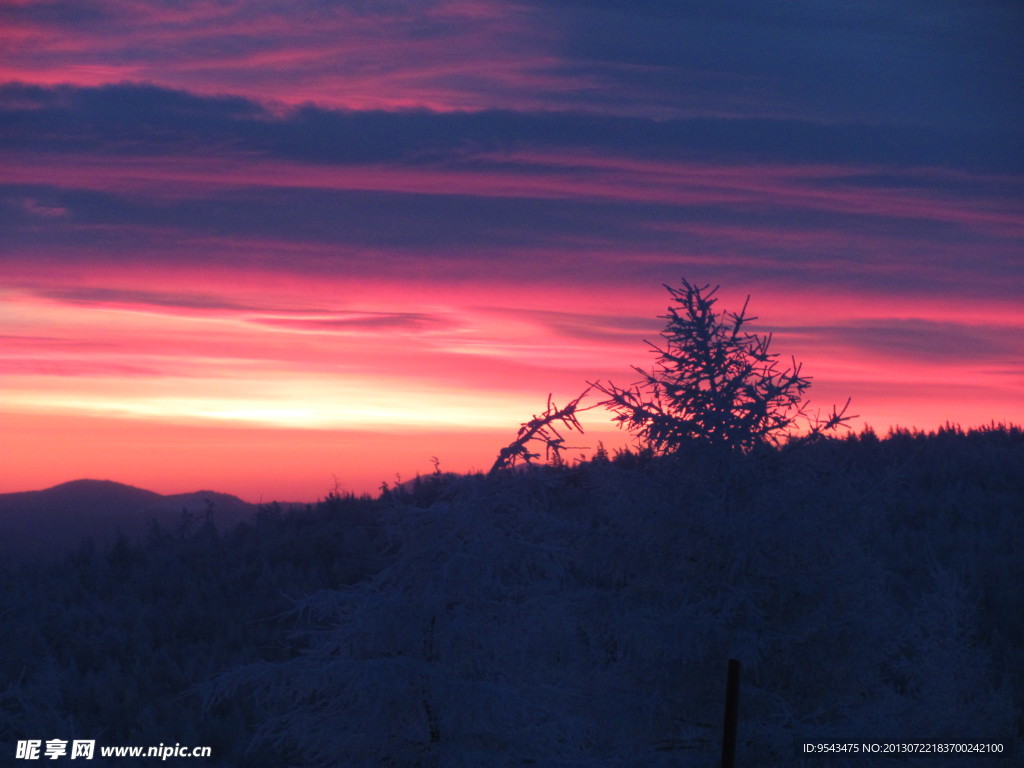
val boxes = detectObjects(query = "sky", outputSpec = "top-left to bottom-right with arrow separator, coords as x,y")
1,0 -> 1022,501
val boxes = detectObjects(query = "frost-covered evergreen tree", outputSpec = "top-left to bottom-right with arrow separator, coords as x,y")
594,278 -> 851,453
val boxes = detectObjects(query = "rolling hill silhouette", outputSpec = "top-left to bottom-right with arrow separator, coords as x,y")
0,479 -> 259,562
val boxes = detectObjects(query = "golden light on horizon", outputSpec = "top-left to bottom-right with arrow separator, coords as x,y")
3,375 -> 534,431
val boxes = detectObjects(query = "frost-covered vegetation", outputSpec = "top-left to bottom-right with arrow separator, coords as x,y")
2,426 -> 1022,766
593,278 -> 852,454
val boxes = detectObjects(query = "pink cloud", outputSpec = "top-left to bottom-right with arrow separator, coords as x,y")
0,0 -> 572,112
5,147 -> 1020,264
21,197 -> 68,217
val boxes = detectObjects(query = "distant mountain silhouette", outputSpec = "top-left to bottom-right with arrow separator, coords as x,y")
0,479 -> 261,563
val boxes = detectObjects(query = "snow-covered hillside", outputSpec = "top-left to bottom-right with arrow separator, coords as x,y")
3,427 -> 1020,767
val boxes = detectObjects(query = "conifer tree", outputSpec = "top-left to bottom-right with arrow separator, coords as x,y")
593,277 -> 850,453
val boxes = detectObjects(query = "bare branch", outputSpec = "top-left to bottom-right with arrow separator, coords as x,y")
489,386 -> 598,474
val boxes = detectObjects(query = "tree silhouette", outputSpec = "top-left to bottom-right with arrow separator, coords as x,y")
490,388 -> 596,474
592,278 -> 851,454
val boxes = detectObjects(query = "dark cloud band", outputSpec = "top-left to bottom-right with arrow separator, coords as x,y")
2,83 -> 1018,172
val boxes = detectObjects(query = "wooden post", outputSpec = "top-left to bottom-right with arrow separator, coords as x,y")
720,658 -> 741,768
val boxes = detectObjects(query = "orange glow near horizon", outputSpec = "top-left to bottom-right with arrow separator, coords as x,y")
3,266 -> 1021,501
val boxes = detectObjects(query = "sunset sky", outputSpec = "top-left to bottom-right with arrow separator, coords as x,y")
2,1 -> 1022,501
